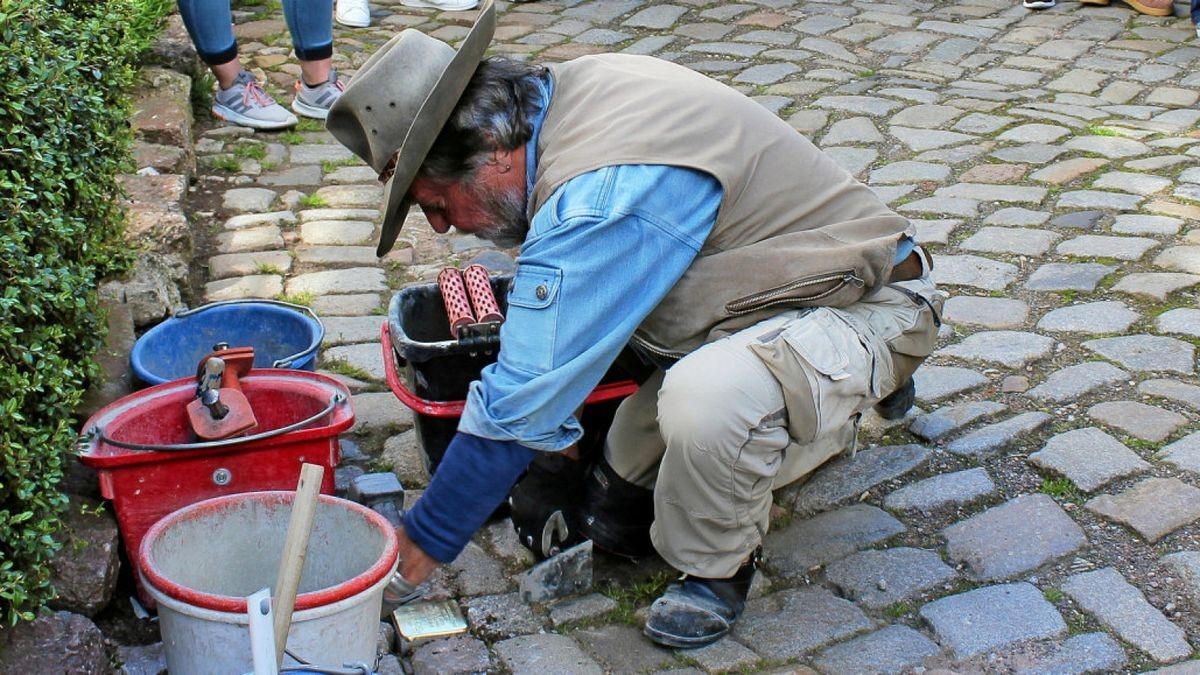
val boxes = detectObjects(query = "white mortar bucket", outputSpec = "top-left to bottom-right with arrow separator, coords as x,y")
139,491 -> 399,675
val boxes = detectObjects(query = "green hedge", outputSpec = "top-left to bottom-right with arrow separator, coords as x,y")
0,0 -> 168,625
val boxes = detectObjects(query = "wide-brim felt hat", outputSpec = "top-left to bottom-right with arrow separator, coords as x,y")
326,0 -> 496,257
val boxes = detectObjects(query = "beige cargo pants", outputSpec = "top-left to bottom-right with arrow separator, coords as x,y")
606,278 -> 941,578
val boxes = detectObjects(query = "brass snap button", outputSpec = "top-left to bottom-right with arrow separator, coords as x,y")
535,284 -> 549,300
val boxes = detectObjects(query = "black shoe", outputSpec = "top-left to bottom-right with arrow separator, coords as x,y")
643,550 -> 759,649
580,457 -> 655,559
875,377 -> 915,420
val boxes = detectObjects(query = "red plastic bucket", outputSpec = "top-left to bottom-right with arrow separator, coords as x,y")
79,370 -> 354,605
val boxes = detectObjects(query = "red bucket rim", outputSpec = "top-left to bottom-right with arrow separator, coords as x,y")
138,491 -> 399,614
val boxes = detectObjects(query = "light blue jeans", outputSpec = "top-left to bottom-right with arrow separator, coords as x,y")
177,0 -> 333,65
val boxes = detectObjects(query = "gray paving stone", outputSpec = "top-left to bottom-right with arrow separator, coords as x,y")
325,343 -> 385,381
1114,273 -> 1200,301
1089,400 -> 1188,442
867,31 -> 940,54
813,625 -> 940,675
819,148 -> 877,178
944,412 -> 1054,457
1064,136 -> 1151,159
910,401 -> 1006,441
1015,632 -> 1129,675
897,196 -> 979,218
258,165 -> 321,187
734,63 -> 800,85
1030,157 -> 1111,184
1057,234 -> 1158,260
787,109 -> 829,134
1156,246 -> 1200,275
411,635 -> 493,675
871,185 -> 916,204
889,104 -> 962,129
1092,170 -> 1173,196
1158,432 -> 1200,475
793,15 -> 851,35
216,225 -> 284,253
1157,308 -> 1200,337
1113,214 -> 1183,236
974,67 -> 1044,87
298,207 -> 378,223
1025,263 -> 1115,292
884,467 -> 996,512
349,391 -> 413,434
300,219 -> 374,245
313,184 -> 383,209
998,123 -> 1072,143
621,4 -> 687,29
204,274 -> 283,301
1082,335 -> 1195,375
812,95 -> 903,116
929,37 -> 983,63
1056,190 -> 1144,210
222,187 -> 276,213
825,547 -> 956,609
985,207 -> 1050,226
920,583 -> 1066,659
891,127 -> 976,152
1026,362 -> 1130,403
1140,379 -> 1200,412
321,165 -> 374,185
990,144 -> 1067,165
1037,300 -> 1139,334
931,254 -> 1018,290
494,634 -> 602,675
1061,567 -> 1192,663
735,30 -> 796,46
290,144 -> 355,164
787,444 -> 930,516
1162,551 -> 1200,608
573,624 -> 675,673
943,296 -> 1029,329
823,117 -> 885,146
913,365 -> 989,402
1050,210 -> 1106,231
322,316 -> 384,347
915,144 -> 989,165
206,251 -> 292,280
913,219 -> 959,245
954,112 -> 1015,134
1029,427 -> 1150,492
224,210 -> 296,230
766,504 -> 905,578
463,593 -> 543,642
937,183 -> 1048,205
450,542 -> 510,597
1087,478 -> 1200,543
734,587 -> 872,659
285,267 -> 386,295
960,227 -> 1058,256
944,493 -> 1086,580
548,594 -> 618,627
295,246 -> 378,266
310,293 -> 380,317
685,639 -> 760,673
939,331 -> 1055,368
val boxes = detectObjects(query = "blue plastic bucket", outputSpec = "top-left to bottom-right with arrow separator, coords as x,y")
131,300 -> 325,386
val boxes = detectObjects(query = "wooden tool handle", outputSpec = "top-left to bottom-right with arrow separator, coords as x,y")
273,463 -> 324,667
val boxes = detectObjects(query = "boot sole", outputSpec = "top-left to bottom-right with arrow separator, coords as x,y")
643,623 -> 730,649
1080,0 -> 1172,14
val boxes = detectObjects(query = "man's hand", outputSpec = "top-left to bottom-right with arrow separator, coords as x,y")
396,525 -> 439,585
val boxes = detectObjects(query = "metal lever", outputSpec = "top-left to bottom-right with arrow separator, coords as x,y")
197,357 -> 229,419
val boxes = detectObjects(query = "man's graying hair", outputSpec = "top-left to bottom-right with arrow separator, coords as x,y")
420,57 -> 548,183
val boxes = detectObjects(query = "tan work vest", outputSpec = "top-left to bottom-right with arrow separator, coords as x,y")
534,54 -> 912,358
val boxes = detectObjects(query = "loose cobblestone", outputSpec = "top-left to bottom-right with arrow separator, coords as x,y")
1087,478 -> 1200,543
825,547 -> 956,609
1061,567 -> 1192,663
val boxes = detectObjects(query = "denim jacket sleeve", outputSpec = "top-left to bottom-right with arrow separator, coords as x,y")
458,164 -> 722,451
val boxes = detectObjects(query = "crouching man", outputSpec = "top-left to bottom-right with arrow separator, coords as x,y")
326,1 -> 940,649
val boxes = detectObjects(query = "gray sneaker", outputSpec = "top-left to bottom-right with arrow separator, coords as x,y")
212,70 -> 299,130
292,70 -> 346,120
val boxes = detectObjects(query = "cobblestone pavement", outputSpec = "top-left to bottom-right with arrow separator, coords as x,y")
188,0 -> 1200,672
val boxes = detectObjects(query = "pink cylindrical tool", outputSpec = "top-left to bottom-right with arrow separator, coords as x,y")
437,268 -> 475,338
463,264 -> 504,324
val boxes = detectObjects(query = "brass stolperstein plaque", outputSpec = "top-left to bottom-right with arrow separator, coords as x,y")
391,599 -> 469,642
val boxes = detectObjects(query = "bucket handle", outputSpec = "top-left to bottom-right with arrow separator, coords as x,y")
173,299 -> 325,369
82,392 -> 346,453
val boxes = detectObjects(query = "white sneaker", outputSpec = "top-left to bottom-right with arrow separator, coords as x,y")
212,70 -> 298,130
336,0 -> 371,27
1023,0 -> 1056,9
399,0 -> 479,10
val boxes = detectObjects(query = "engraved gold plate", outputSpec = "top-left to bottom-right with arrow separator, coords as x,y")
391,599 -> 469,641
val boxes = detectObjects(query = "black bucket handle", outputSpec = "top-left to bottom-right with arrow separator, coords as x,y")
81,392 -> 346,453
173,299 -> 325,368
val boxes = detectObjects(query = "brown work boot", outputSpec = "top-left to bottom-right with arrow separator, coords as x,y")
1081,0 -> 1172,16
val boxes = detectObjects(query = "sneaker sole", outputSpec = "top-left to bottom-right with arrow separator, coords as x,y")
399,0 -> 478,9
212,104 -> 297,130
292,98 -> 331,120
335,12 -> 370,27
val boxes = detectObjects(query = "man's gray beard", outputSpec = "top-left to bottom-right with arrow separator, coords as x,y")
472,183 -> 529,249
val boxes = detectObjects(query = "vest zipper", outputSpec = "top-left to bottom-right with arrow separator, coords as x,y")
725,270 -> 865,316
630,334 -> 686,361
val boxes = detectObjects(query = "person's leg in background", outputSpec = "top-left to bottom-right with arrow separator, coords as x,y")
281,0 -> 346,120
177,0 -> 298,129
1193,0 -> 1200,38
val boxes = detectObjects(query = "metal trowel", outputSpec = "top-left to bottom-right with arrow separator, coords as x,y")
186,346 -> 258,440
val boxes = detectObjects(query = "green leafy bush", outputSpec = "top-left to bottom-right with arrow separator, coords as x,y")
0,0 -> 168,625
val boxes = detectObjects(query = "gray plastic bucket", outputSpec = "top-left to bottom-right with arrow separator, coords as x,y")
139,491 -> 399,675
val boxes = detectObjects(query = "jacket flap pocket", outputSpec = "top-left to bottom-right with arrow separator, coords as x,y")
508,264 -> 562,310
782,310 -> 851,379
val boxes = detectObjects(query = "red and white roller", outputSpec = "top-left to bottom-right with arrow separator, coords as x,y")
437,267 -> 475,338
463,264 -> 504,325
